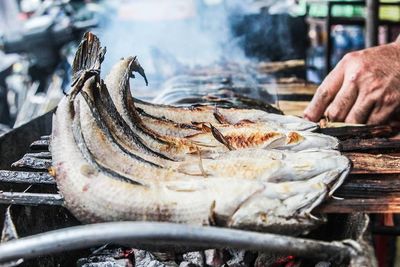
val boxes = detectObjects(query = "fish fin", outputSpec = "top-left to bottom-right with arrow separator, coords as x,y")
305,212 -> 322,221
213,106 -> 229,124
186,138 -> 218,148
208,200 -> 217,226
328,159 -> 351,196
210,124 -> 235,151
68,32 -> 104,100
177,150 -> 209,178
166,181 -> 206,192
72,32 -> 105,84
196,146 -> 208,178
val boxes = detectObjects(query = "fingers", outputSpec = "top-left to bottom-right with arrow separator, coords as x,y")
344,96 -> 375,124
304,61 -> 345,121
325,78 -> 358,122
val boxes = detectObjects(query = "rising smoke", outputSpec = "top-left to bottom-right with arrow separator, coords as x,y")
95,0 -> 303,94
96,1 -> 249,78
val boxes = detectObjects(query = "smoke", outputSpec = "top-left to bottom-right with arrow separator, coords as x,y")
94,0 -> 304,101
95,1 -> 252,80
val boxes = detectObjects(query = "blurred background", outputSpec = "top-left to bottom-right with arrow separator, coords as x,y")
0,0 -> 399,133
1,1 -> 400,266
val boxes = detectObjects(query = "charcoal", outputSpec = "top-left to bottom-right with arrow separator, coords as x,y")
179,262 -> 197,267
204,250 -> 224,267
315,262 -> 331,267
134,249 -> 170,267
77,256 -> 132,267
181,251 -> 204,267
225,249 -> 256,267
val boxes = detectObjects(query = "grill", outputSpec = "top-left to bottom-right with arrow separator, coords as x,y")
0,64 -> 399,266
0,113 -> 399,266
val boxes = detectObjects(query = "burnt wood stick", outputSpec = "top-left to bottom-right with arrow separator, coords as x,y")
320,125 -> 394,140
0,192 -> 63,206
318,197 -> 400,213
0,171 -> 55,184
335,176 -> 400,198
340,138 -> 400,153
346,153 -> 400,174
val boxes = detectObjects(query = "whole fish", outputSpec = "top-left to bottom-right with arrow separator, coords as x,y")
134,98 -> 317,132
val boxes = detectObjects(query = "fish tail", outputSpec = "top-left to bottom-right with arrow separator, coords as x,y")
72,32 -> 106,83
68,32 -> 105,100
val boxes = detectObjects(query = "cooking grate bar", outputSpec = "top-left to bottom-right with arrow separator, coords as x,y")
29,139 -> 49,150
0,222 -> 357,265
0,170 -> 55,184
11,156 -> 51,170
0,192 -> 63,206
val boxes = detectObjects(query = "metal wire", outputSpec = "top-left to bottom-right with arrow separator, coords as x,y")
0,222 -> 356,264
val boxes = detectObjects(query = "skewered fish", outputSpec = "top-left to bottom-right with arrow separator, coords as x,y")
105,57 -> 339,154
77,75 -> 348,185
76,51 -> 347,183
51,33 -> 350,235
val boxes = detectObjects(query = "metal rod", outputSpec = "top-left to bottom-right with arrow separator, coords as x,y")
29,139 -> 49,150
24,152 -> 52,159
0,222 -> 357,264
11,156 -> 51,170
0,192 -> 63,206
366,0 -> 379,47
0,171 -> 55,184
325,1 -> 333,74
40,135 -> 51,140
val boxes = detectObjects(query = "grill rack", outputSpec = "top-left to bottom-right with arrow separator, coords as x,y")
1,122 -> 399,265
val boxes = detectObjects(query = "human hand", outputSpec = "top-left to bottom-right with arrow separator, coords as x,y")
304,42 -> 400,126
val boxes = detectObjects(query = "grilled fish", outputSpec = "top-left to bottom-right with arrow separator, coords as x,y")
105,57 -> 339,153
77,56 -> 348,185
53,74 -> 343,233
51,32 -> 350,235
